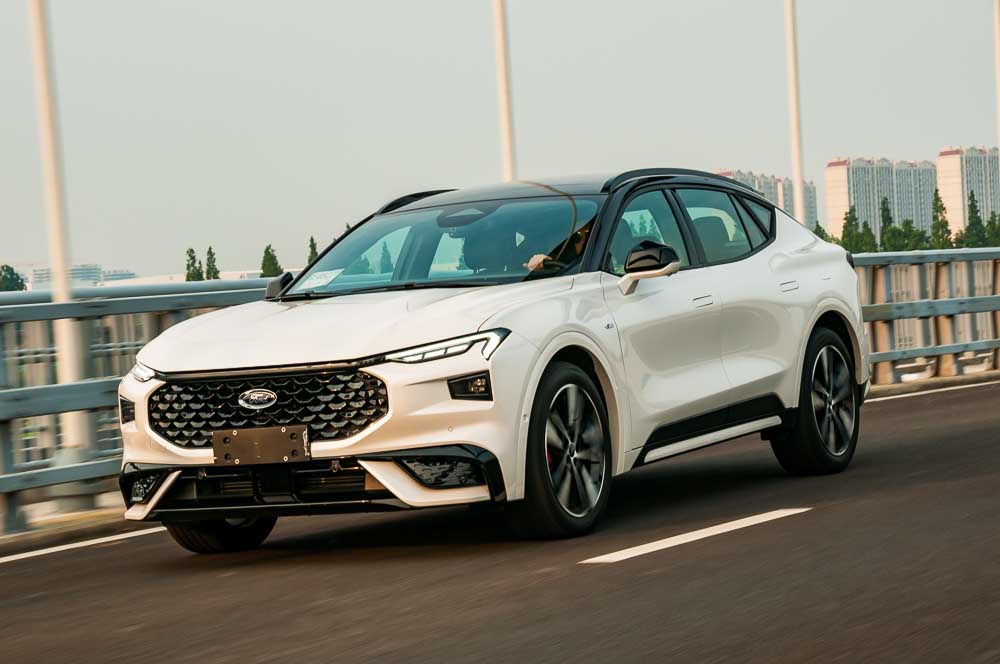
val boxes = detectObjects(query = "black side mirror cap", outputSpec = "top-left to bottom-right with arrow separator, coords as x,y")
264,272 -> 294,300
624,241 -> 680,273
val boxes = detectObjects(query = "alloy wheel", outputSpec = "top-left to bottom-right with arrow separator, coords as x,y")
545,383 -> 607,518
811,345 -> 856,456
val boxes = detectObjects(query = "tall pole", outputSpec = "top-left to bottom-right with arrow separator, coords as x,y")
492,0 -> 517,181
28,0 -> 91,460
784,0 -> 806,225
994,0 -> 1000,148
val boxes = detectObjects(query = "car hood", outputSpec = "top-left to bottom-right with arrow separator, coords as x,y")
138,279 -> 569,372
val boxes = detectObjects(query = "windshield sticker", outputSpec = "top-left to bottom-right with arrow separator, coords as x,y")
298,269 -> 343,290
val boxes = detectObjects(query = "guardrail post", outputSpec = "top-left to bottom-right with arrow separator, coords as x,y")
934,261 -> 958,377
0,419 -> 28,534
966,260 -> 979,358
871,265 -> 895,384
0,325 -> 27,533
48,318 -> 97,512
994,258 -> 1000,370
917,263 -> 933,374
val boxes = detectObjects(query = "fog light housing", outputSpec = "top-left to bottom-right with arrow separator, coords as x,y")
129,473 -> 162,504
119,396 -> 135,424
400,458 -> 485,488
447,372 -> 492,400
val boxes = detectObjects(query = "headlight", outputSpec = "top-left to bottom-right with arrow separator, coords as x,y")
385,329 -> 510,364
129,361 -> 156,382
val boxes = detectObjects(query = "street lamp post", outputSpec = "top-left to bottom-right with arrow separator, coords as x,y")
784,0 -> 806,225
28,0 -> 94,509
492,0 -> 517,181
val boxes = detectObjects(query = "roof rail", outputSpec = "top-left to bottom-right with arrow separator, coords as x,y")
375,189 -> 455,214
601,169 -> 761,196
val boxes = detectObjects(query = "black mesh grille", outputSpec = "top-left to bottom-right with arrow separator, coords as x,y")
148,370 -> 388,448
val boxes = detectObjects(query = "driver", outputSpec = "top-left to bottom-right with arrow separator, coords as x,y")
523,222 -> 594,272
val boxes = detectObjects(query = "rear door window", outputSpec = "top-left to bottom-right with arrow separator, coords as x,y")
675,188 -> 753,264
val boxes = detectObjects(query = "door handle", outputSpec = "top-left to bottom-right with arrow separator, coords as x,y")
779,280 -> 799,292
692,294 -> 714,308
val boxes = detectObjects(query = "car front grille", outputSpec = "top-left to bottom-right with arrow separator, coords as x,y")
148,369 -> 389,448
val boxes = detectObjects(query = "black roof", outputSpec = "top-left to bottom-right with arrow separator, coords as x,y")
386,168 -> 764,214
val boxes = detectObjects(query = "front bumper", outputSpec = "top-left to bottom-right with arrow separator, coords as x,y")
118,333 -> 536,520
119,445 -> 506,522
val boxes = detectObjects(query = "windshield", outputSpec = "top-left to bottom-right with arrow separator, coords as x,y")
287,195 -> 604,297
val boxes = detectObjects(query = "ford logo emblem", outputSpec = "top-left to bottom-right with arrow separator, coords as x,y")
238,389 -> 278,410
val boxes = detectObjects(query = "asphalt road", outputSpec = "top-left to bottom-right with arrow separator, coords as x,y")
4,382 -> 1000,663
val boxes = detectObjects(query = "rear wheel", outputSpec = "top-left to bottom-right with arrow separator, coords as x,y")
506,361 -> 612,538
770,327 -> 860,475
165,516 -> 277,554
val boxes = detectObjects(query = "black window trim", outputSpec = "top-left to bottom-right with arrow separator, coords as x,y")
736,194 -> 776,239
726,192 -> 767,250
669,184 -> 777,267
595,184 -> 703,276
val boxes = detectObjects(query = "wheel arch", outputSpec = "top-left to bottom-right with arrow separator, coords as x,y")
790,301 -> 868,408
511,333 -> 630,500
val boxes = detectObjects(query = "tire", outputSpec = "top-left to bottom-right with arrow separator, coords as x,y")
770,327 -> 860,475
165,516 -> 277,554
506,361 -> 612,538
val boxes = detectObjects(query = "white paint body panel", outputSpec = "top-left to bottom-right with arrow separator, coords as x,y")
121,209 -> 869,514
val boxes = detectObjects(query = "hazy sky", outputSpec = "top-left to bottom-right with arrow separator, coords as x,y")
1,0 -> 996,276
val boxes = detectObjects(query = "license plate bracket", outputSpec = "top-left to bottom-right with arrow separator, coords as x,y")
211,425 -> 310,465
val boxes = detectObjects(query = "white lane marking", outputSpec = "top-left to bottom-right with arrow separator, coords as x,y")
579,508 -> 812,564
0,527 -> 166,565
865,379 -> 1000,403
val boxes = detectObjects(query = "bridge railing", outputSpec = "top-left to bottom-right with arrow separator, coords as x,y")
853,248 -> 1000,385
1,247 -> 999,533
0,278 -> 267,532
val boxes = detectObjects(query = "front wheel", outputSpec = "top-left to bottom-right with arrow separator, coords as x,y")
770,327 -> 860,475
506,361 -> 612,538
165,516 -> 277,554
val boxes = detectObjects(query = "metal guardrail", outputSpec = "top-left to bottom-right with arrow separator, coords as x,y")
1,250 -> 999,533
853,249 -> 1000,382
0,279 -> 266,532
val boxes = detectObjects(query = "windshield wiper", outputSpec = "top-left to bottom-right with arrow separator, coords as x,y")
278,290 -> 336,302
333,280 -> 502,297
279,280 -> 501,301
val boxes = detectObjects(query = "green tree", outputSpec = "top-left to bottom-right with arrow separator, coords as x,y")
812,224 -> 830,241
379,241 -> 394,273
204,246 -> 220,279
879,197 -> 907,251
962,190 -> 988,248
260,244 -> 284,277
986,212 -> 1000,247
899,219 -> 929,251
184,248 -> 204,281
929,188 -> 953,249
307,236 -> 319,264
0,265 -> 26,291
839,206 -> 861,252
953,229 -> 966,248
859,221 -> 878,253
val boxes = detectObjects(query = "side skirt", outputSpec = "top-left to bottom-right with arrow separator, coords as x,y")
636,394 -> 791,467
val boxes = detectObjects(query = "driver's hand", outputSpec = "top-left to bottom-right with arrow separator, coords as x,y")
523,254 -> 551,271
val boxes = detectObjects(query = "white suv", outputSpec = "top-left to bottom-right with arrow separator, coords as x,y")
118,169 -> 870,554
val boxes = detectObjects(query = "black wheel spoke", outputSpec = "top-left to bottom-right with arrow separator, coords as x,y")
547,412 -> 569,451
833,405 -> 853,445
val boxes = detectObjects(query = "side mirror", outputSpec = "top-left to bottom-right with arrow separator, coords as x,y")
618,241 -> 681,295
264,272 -> 294,300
